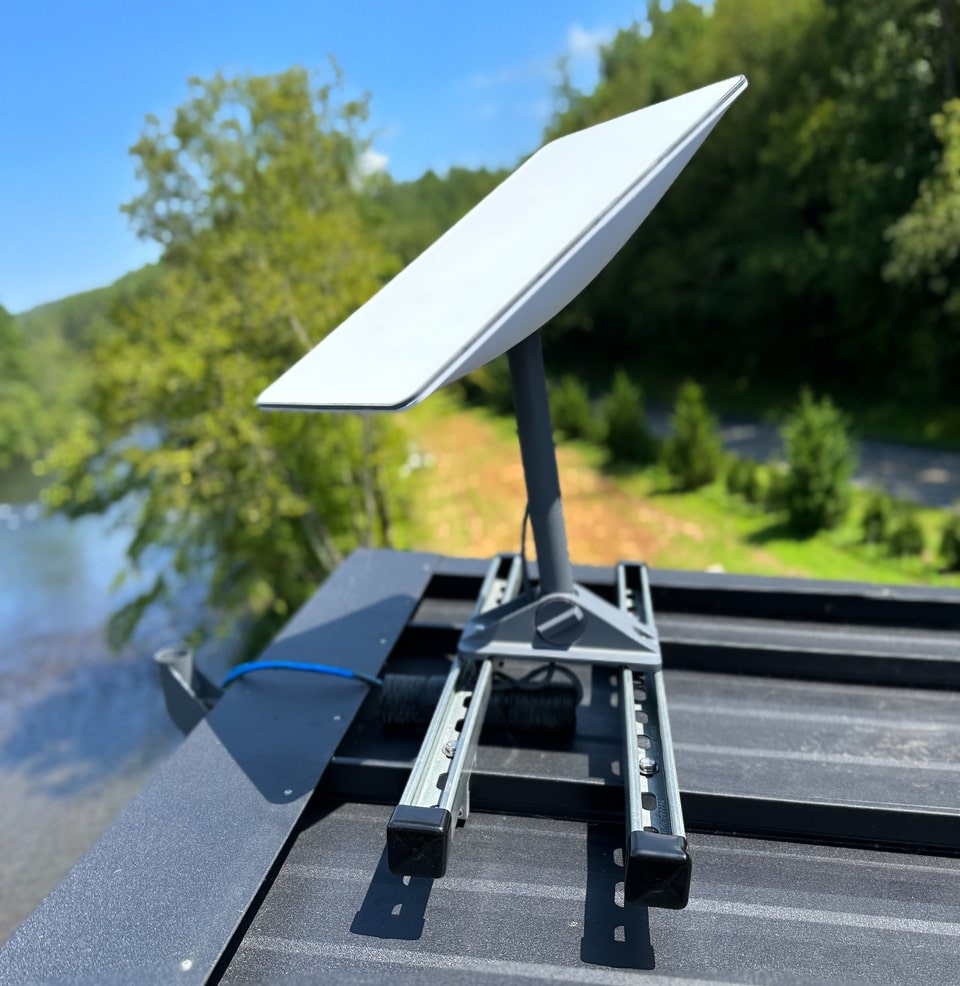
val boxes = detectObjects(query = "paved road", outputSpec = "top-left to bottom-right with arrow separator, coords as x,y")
647,410 -> 960,509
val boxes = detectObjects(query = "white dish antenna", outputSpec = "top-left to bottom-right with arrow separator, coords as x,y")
258,76 -> 747,413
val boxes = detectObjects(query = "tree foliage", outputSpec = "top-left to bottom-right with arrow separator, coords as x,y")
781,390 -> 856,534
551,375 -> 597,442
602,370 -> 657,465
861,491 -> 893,545
941,511 -> 960,570
662,381 -> 722,489
889,510 -> 926,557
370,166 -> 507,265
726,456 -> 763,504
541,0 -> 960,405
42,68 -> 409,650
0,304 -> 47,469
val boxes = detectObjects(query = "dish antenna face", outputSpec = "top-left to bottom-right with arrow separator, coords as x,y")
257,75 -> 747,413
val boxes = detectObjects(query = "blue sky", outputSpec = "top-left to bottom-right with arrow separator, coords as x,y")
0,1 -> 653,314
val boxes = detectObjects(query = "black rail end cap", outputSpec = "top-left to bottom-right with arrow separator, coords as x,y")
624,831 -> 691,909
387,805 -> 452,879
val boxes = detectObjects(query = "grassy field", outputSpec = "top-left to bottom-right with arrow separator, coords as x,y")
398,393 -> 960,588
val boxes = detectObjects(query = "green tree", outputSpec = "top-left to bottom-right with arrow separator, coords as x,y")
726,456 -> 763,504
941,511 -> 960,570
861,491 -> 893,545
781,390 -> 856,534
43,68 -> 409,652
662,381 -> 722,489
370,166 -> 507,265
885,99 -> 960,388
541,0 -> 960,404
0,305 -> 47,470
888,510 -> 925,557
551,375 -> 597,442
602,370 -> 657,465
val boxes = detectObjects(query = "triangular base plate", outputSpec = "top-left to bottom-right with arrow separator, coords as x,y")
458,582 -> 661,670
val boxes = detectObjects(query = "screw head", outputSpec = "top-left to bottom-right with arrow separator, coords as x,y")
534,595 -> 585,647
442,740 -> 458,759
638,756 -> 658,776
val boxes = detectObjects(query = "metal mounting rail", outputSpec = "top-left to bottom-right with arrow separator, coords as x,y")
387,555 -> 690,907
386,554 -> 524,877
618,562 -> 691,908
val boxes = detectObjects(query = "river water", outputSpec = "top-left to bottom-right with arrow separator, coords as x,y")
0,464 -> 230,943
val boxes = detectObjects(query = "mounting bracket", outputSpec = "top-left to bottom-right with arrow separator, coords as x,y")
387,331 -> 690,908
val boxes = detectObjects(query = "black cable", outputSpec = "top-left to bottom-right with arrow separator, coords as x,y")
491,660 -> 584,704
520,502 -> 532,593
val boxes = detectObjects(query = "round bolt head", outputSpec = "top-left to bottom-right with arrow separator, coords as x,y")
442,740 -> 458,758
638,756 -> 658,776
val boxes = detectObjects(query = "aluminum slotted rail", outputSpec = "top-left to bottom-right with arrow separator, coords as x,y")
618,563 -> 691,908
386,555 -> 524,877
386,555 -> 691,908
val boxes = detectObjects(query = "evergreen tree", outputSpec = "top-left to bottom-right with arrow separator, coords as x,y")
662,381 -> 722,490
602,370 -> 657,465
781,390 -> 856,534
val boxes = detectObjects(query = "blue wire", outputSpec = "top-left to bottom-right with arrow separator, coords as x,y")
221,659 -> 382,689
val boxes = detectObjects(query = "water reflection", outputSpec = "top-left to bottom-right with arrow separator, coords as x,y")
0,467 -> 229,942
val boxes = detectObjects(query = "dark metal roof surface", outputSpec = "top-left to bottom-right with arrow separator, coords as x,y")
1,549 -> 958,985
219,803 -> 960,985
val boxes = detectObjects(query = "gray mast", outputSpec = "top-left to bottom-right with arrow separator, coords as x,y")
507,330 -> 574,596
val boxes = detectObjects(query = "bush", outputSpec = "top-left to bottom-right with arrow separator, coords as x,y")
781,390 -> 856,534
889,511 -> 925,557
765,465 -> 789,511
861,492 -> 893,545
551,375 -> 597,441
940,513 -> 960,571
464,356 -> 514,415
726,456 -> 763,503
602,370 -> 657,465
662,381 -> 723,490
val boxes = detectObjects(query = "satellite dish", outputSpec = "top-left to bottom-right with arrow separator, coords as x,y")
257,78 -> 748,906
257,75 -> 748,412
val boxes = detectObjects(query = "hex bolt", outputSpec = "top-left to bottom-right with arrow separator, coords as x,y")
638,756 -> 658,776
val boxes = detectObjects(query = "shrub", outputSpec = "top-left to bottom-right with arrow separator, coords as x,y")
662,381 -> 723,490
889,511 -> 925,557
727,456 -> 763,503
551,375 -> 597,441
940,513 -> 960,571
464,355 -> 515,414
781,389 -> 856,534
725,456 -> 747,495
602,370 -> 657,465
765,465 -> 789,511
861,492 -> 893,545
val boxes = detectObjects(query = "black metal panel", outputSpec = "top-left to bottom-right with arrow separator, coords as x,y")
326,654 -> 960,855
320,756 -> 960,857
409,579 -> 960,690
429,554 -> 960,630
0,550 -> 437,986
217,802 -> 960,985
650,567 -> 960,630
6,549 -> 960,983
658,614 -> 960,688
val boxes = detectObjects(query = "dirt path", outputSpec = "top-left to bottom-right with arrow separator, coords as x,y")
406,409 -> 788,572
